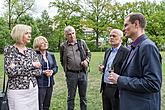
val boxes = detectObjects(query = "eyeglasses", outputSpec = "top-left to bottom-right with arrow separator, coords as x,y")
67,32 -> 75,36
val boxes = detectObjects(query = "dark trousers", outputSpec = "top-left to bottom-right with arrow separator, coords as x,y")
38,86 -> 53,110
66,71 -> 87,110
102,85 -> 119,110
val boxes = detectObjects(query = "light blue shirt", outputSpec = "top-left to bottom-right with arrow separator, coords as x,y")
104,45 -> 120,84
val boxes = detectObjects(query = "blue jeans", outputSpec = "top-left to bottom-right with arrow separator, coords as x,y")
66,71 -> 87,110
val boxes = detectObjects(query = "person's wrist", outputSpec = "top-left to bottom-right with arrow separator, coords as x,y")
85,58 -> 89,64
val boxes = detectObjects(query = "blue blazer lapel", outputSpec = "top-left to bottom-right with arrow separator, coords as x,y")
124,47 -> 138,70
120,54 -> 128,74
120,46 -> 139,74
120,35 -> 148,74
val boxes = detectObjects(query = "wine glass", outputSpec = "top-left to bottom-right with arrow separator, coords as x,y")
109,67 -> 114,84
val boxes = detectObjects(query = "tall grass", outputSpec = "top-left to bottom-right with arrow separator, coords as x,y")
0,52 -> 164,110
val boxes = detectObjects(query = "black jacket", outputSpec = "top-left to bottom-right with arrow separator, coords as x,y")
100,45 -> 129,95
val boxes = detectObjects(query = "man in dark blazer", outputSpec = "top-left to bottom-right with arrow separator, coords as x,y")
109,13 -> 162,110
99,29 -> 129,110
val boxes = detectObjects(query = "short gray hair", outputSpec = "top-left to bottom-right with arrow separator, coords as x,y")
111,29 -> 123,37
64,25 -> 75,35
11,24 -> 31,42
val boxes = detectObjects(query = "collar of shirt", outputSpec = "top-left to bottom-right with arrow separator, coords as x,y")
131,34 -> 147,49
111,44 -> 121,52
36,50 -> 48,55
67,41 -> 77,46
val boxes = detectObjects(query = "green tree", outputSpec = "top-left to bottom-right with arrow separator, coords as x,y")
109,1 -> 165,48
36,10 -> 53,38
16,14 -> 40,47
0,17 -> 10,53
35,10 -> 58,51
50,0 -> 83,49
3,0 -> 35,30
80,0 -> 112,48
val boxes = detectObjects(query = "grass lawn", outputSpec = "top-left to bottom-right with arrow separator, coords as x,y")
0,52 -> 164,110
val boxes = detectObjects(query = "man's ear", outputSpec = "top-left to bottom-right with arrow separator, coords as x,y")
134,20 -> 140,28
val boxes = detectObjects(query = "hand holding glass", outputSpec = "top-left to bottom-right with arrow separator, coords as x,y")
109,68 -> 114,84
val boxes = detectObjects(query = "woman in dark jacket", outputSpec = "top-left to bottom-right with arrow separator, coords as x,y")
33,36 -> 58,110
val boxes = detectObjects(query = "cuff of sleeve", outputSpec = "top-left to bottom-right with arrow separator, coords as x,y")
117,76 -> 122,88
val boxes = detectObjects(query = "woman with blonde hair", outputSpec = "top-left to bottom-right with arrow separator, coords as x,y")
4,24 -> 42,110
33,36 -> 58,110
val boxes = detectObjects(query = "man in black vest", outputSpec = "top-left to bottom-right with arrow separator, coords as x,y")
60,25 -> 91,110
99,29 -> 129,110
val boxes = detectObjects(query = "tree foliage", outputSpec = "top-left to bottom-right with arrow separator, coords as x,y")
0,0 -> 165,53
80,0 -> 112,48
50,0 -> 83,49
3,0 -> 35,30
0,17 -> 10,53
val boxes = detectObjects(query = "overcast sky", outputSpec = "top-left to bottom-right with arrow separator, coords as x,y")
0,0 -> 162,18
